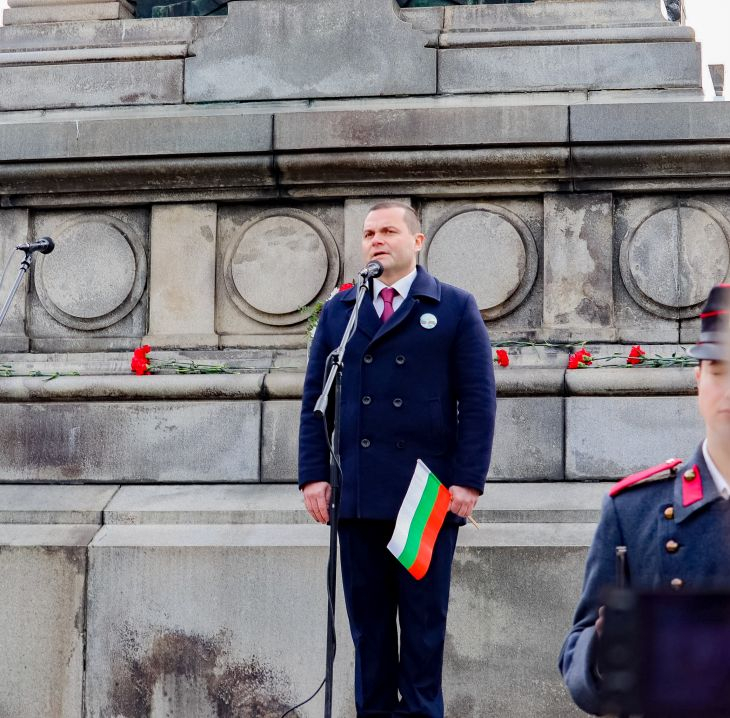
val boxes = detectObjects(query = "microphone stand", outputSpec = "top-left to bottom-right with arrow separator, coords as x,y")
313,275 -> 370,718
0,249 -> 34,331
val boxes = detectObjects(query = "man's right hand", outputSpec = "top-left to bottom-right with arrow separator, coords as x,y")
595,605 -> 605,639
302,481 -> 331,524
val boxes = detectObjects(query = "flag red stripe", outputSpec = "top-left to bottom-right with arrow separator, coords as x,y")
408,485 -> 452,580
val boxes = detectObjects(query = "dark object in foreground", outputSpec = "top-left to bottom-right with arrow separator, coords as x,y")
600,589 -> 730,718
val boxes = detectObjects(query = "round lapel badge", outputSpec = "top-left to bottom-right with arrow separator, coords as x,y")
420,313 -> 438,330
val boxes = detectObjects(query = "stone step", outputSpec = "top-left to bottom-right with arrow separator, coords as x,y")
0,482 -> 608,525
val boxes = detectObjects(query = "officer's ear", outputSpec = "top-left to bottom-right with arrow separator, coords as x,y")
414,233 -> 425,252
695,361 -> 703,384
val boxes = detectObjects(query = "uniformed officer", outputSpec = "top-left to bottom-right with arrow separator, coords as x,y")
298,201 -> 496,717
559,283 -> 730,715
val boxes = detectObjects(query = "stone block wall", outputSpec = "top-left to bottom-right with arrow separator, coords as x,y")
0,0 -> 726,715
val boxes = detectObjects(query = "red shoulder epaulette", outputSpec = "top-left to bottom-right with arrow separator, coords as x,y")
609,458 -> 683,497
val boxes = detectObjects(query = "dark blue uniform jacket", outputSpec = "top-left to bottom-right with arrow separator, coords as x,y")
298,266 -> 496,521
559,444 -> 730,715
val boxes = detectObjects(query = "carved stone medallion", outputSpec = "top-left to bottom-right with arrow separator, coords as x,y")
620,201 -> 730,319
34,214 -> 147,331
423,205 -> 538,320
223,208 -> 340,326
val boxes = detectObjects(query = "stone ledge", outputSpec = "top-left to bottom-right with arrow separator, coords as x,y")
571,101 -> 730,143
0,374 -> 265,401
0,484 -> 118,524
0,366 -> 698,401
0,523 -> 99,544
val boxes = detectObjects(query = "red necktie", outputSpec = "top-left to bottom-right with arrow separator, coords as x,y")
380,287 -> 397,323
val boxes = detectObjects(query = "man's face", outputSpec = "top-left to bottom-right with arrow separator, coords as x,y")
695,360 -> 730,443
362,207 -> 424,285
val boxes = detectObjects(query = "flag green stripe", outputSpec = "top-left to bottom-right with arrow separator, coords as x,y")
397,473 -> 440,569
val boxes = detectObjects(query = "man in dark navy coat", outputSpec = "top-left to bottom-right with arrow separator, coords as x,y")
298,201 -> 496,717
559,284 -> 730,716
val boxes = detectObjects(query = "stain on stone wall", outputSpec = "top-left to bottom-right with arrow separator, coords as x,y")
110,627 -> 296,717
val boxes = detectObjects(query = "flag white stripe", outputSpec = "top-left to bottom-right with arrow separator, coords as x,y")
387,459 -> 431,558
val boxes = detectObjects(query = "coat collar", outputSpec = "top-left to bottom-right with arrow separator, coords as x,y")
340,265 -> 441,306
337,266 -> 441,342
673,443 -> 723,524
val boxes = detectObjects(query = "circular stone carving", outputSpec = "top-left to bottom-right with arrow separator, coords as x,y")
620,201 -> 730,319
423,205 -> 538,321
224,209 -> 340,326
35,215 -> 147,331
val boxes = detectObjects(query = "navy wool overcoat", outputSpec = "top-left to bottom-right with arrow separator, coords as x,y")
298,266 -> 497,521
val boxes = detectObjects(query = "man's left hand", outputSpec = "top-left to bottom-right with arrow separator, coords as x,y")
449,485 -> 480,518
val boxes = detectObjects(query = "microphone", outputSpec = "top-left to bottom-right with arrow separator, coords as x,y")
16,237 -> 55,255
358,260 -> 384,280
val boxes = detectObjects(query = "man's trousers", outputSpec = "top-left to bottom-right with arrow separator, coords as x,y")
338,519 -> 459,718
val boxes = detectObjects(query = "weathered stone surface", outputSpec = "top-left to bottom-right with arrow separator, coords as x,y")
619,199 -> 730,320
543,193 -> 615,340
104,484 -> 308,524
0,525 -> 96,718
28,208 -> 149,350
103,482 -> 606,525
262,400 -> 300,483
0,59 -> 182,111
0,108 -> 273,162
424,204 -> 538,321
0,374 -> 265,401
146,204 -> 218,348
613,196 -> 681,343
3,1 -> 132,24
0,484 -> 117,523
0,209 -> 31,352
0,401 -> 260,482
566,367 -> 697,396
571,101 -> 730,143
566,397 -> 704,479
421,199 -> 545,338
275,105 -> 568,151
86,524 -> 355,717
185,0 -> 436,102
85,522 -> 591,717
216,204 -> 343,344
490,398 -> 564,480
439,43 -> 701,94
444,0 -> 667,30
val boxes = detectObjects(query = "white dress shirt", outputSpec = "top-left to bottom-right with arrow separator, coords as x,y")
372,268 -> 417,318
703,439 -> 730,500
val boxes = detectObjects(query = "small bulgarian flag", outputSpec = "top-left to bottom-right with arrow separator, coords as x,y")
387,459 -> 452,580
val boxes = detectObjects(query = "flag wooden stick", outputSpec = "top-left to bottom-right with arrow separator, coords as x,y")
467,515 -> 480,529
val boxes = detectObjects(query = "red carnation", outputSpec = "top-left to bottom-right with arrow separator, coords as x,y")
130,345 -> 151,375
339,283 -> 354,292
568,348 -> 592,370
627,345 -> 646,365
495,349 -> 510,367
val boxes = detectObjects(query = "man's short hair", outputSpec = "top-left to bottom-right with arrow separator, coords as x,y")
367,201 -> 422,235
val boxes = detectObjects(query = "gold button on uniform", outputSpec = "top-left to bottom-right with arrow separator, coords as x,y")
671,578 -> 684,590
684,470 -> 696,482
665,540 -> 680,554
664,506 -> 675,520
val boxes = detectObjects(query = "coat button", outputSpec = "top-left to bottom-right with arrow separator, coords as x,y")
671,578 -> 684,590
364,354 -> 373,364
360,439 -> 371,448
395,355 -> 406,365
362,396 -> 372,405
665,539 -> 680,554
392,398 -> 403,408
396,440 -> 406,449
663,506 -> 675,520
684,469 -> 696,482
